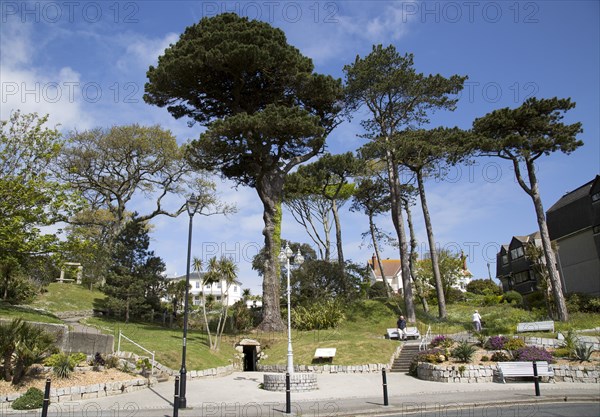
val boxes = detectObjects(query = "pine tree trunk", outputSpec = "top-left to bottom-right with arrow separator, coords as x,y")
369,215 -> 392,298
404,199 -> 429,313
331,199 -> 345,272
416,170 -> 446,318
525,159 -> 569,321
256,172 -> 286,332
385,149 -> 416,322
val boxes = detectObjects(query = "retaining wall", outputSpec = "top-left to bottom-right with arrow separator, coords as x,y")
416,362 -> 600,383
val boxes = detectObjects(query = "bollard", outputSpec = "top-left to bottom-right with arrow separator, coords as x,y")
382,368 -> 389,406
532,361 -> 540,397
285,372 -> 291,414
173,375 -> 180,417
41,378 -> 51,417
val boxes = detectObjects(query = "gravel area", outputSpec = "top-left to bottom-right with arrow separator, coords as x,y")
0,368 -> 140,396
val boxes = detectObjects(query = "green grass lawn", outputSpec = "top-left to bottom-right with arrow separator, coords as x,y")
0,302 -> 62,324
83,317 -> 238,370
30,283 -> 106,313
4,284 -> 597,372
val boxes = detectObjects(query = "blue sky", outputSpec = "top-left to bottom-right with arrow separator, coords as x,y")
1,1 -> 599,296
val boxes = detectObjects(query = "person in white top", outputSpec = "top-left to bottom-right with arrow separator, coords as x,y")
472,310 -> 482,332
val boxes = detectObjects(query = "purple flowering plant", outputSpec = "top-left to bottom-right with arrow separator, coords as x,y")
515,346 -> 554,363
486,335 -> 509,350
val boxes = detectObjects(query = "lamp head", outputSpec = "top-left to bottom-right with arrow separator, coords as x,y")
186,194 -> 200,216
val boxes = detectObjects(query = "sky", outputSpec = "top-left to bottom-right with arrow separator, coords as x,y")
1,0 -> 599,296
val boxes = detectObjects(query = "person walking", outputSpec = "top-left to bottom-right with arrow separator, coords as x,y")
472,310 -> 482,332
397,315 -> 407,340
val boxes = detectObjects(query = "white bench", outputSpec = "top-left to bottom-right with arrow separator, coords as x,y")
495,361 -> 554,383
386,327 -> 420,340
516,321 -> 555,333
313,348 -> 336,363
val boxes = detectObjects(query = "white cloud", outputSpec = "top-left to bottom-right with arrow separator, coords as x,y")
115,32 -> 179,73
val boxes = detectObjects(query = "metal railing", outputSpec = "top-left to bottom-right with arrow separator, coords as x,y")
419,325 -> 432,351
117,330 -> 155,376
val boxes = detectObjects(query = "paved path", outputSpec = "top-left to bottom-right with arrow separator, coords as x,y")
34,371 -> 599,417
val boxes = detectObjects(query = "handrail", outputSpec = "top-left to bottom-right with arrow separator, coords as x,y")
117,330 -> 155,376
419,325 -> 432,351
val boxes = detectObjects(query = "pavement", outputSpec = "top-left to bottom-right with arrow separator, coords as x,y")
20,371 -> 600,417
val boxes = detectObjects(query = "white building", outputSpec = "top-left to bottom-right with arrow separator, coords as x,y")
166,272 -> 242,307
367,255 -> 403,293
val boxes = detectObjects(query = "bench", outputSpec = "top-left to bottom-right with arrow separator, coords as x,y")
313,348 -> 336,363
516,321 -> 555,333
495,361 -> 554,383
386,327 -> 421,340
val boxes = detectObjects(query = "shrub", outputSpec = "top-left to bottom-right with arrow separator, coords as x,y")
415,348 -> 445,364
480,355 -> 490,362
515,346 -> 554,362
451,341 -> 477,363
367,281 -> 388,299
91,352 -> 105,370
105,356 -> 120,369
430,335 -> 453,348
51,353 -> 74,379
504,338 -> 526,351
486,336 -> 509,350
290,300 -> 345,331
474,333 -> 488,348
502,291 -> 523,306
466,280 -> 502,296
483,295 -> 501,306
490,351 -> 510,362
574,343 -> 595,362
553,347 -> 572,358
70,352 -> 87,365
11,387 -> 44,410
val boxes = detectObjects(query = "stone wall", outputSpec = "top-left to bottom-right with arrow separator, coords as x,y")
1,377 -> 148,405
117,352 -> 238,379
263,373 -> 318,392
416,363 -> 495,383
550,365 -> 600,383
416,363 -> 600,383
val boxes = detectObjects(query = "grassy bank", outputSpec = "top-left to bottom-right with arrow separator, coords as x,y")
30,283 -> 106,313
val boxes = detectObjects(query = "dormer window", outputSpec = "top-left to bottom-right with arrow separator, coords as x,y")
510,246 -> 524,260
592,191 -> 600,203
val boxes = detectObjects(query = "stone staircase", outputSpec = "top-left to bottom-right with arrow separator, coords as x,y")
390,342 -> 421,373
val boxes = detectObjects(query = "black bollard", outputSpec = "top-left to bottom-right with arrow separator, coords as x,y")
382,368 -> 389,406
285,372 -> 291,414
41,378 -> 51,417
532,361 -> 540,397
173,375 -> 180,417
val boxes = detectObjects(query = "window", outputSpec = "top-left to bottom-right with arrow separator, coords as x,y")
513,271 -> 531,284
217,282 -> 222,289
233,286 -> 238,292
195,282 -> 200,289
592,192 -> 600,203
593,225 -> 600,235
502,255 -> 508,265
510,246 -> 524,260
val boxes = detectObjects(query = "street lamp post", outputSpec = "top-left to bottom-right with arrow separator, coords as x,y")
179,195 -> 200,409
278,243 -> 304,374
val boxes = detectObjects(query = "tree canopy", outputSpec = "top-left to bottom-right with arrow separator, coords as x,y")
144,13 -> 343,331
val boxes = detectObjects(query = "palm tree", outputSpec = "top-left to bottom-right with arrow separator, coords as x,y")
215,256 -> 239,349
11,322 -> 56,384
0,318 -> 23,381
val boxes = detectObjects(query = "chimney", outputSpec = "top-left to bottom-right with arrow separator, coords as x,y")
371,253 -> 377,269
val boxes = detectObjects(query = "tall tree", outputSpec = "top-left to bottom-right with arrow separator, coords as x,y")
104,217 -> 166,323
415,249 -> 463,300
144,14 -> 343,331
57,124 -> 228,240
0,111 -> 81,300
472,97 -> 583,321
390,128 -> 467,318
350,176 -> 394,297
284,152 -> 359,267
344,45 -> 467,322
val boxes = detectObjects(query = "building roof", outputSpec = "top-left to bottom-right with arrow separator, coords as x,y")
166,272 -> 205,281
547,175 -> 599,240
368,259 -> 401,278
547,176 -> 597,213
